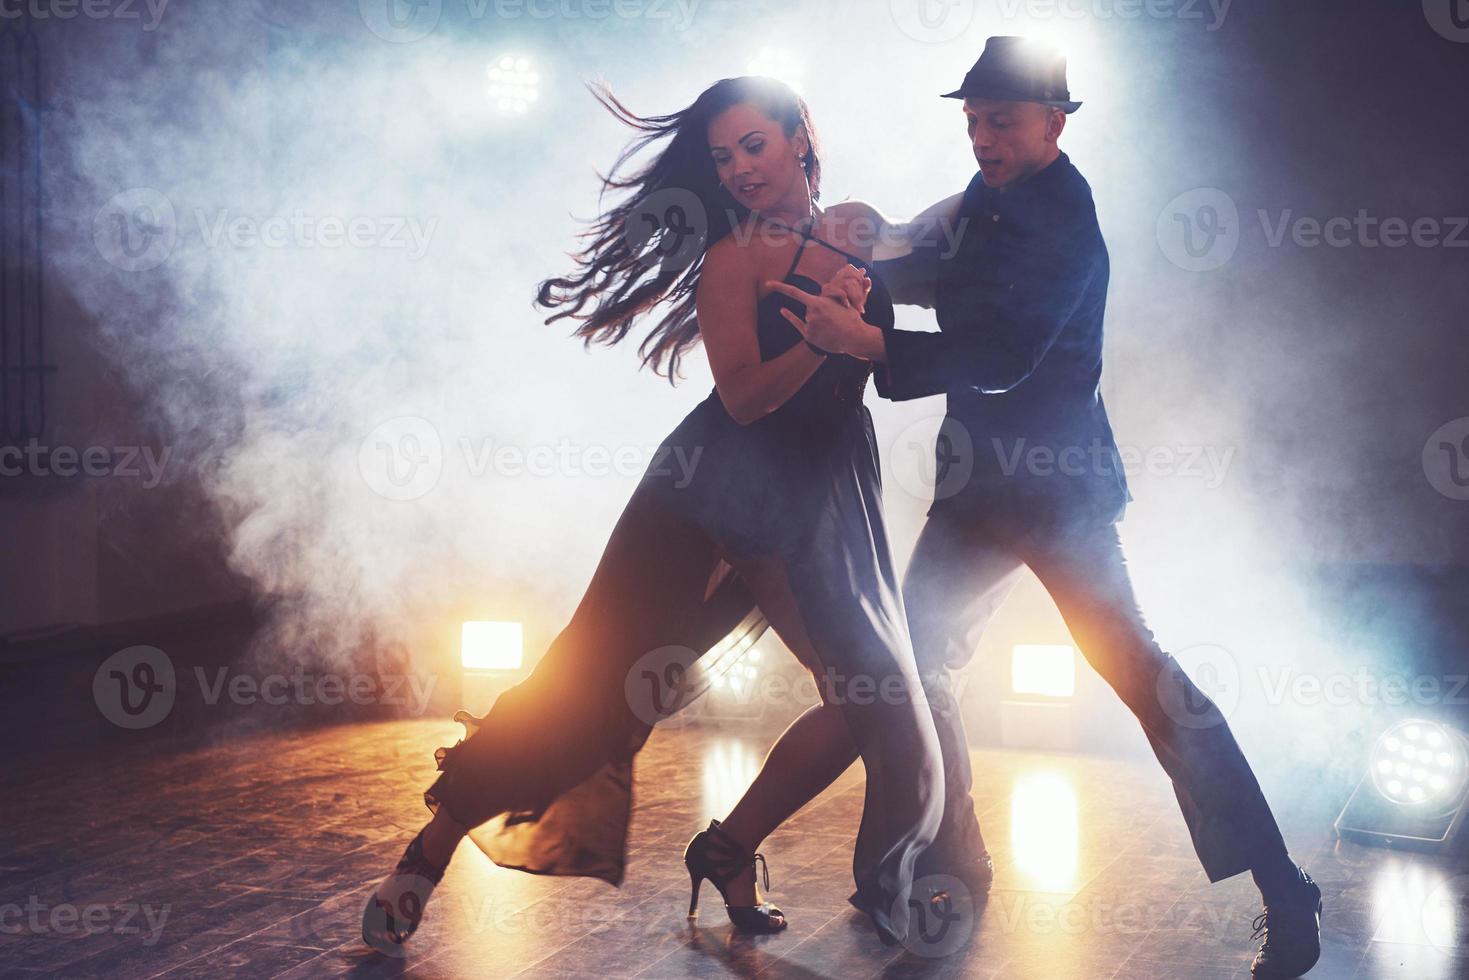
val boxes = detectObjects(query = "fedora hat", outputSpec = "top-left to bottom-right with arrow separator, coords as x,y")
942,36 -> 1082,113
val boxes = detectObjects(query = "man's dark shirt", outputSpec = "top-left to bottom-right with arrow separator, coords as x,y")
873,152 -> 1130,524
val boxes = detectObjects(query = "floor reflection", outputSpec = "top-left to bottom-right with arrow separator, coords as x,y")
11,717 -> 1468,978
1009,770 -> 1080,894
1371,858 -> 1468,951
701,736 -> 763,818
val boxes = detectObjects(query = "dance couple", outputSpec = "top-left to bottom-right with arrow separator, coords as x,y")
363,37 -> 1322,976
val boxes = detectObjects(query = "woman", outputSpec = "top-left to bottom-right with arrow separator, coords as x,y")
362,75 -> 943,951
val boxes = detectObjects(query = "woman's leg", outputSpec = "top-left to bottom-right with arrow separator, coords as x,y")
419,808 -> 468,868
715,553 -> 862,906
372,484 -> 736,913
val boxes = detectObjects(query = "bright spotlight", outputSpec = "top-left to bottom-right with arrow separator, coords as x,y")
701,642 -> 768,721
461,620 -> 524,671
746,47 -> 804,90
1369,720 -> 1467,807
1336,719 -> 1469,852
486,55 -> 540,115
1011,643 -> 1077,699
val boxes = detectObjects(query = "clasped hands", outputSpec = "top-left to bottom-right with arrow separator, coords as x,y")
764,264 -> 883,361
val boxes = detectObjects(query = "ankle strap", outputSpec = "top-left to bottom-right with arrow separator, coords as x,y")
396,833 -> 447,886
704,821 -> 771,891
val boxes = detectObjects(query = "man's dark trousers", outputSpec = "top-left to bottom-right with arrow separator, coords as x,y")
907,495 -> 1291,887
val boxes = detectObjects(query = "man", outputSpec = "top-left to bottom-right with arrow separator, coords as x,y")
767,36 -> 1322,977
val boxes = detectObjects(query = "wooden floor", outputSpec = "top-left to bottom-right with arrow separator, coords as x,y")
2,717 -> 1466,979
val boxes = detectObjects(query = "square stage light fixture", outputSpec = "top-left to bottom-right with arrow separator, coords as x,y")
1336,719 -> 1469,853
461,621 -> 524,672
1011,643 -> 1077,699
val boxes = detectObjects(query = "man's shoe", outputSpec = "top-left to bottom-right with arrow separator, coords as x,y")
1250,867 -> 1322,977
958,851 -> 995,894
921,851 -> 994,904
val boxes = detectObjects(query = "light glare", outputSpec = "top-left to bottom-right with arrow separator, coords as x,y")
1012,644 -> 1077,698
461,620 -> 524,671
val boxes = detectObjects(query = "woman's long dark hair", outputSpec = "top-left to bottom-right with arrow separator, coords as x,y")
536,76 -> 822,382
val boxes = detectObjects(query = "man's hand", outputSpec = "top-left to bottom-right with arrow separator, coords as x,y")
825,264 -> 871,312
765,264 -> 885,360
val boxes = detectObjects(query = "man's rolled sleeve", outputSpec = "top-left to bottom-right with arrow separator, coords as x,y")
877,202 -> 1097,398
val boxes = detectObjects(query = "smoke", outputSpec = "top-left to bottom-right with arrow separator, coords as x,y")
46,1 -> 691,672
41,1 -> 1465,785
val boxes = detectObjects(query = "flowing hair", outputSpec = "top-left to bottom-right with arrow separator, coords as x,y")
535,76 -> 822,382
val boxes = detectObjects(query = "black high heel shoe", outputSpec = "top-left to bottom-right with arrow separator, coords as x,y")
361,829 -> 448,953
683,819 -> 788,934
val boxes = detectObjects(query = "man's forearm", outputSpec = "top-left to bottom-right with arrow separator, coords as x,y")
852,322 -> 888,363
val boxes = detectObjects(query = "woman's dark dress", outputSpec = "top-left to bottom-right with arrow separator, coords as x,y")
425,230 -> 943,943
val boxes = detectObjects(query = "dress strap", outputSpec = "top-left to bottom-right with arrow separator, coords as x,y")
783,231 -> 813,279
798,231 -> 870,268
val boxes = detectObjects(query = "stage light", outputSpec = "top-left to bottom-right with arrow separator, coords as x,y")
461,620 -> 524,671
702,640 -> 769,721
746,47 -> 803,90
1336,719 -> 1469,852
1011,643 -> 1077,699
1369,719 -> 1467,807
486,55 -> 540,115
1001,644 -> 1078,750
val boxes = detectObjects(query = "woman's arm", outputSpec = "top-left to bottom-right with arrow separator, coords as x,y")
697,239 -> 826,426
821,196 -> 965,261
821,198 -> 964,309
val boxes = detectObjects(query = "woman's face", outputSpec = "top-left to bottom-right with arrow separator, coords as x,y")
706,102 -> 808,213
